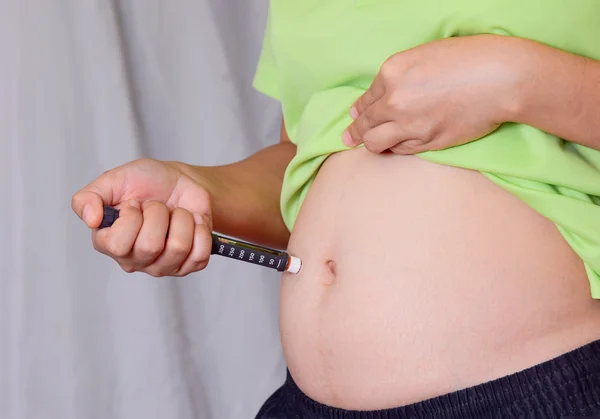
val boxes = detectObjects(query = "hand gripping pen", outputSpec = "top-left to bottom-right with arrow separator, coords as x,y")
99,206 -> 302,274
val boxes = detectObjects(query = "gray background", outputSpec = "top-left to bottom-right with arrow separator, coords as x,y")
1,1 -> 286,418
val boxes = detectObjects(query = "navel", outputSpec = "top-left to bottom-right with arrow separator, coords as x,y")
321,259 -> 337,286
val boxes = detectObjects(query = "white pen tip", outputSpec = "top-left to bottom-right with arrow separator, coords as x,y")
286,256 -> 302,274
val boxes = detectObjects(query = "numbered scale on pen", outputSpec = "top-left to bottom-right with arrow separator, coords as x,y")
211,235 -> 289,271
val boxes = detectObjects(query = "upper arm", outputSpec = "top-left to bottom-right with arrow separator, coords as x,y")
255,11 -> 290,146
253,10 -> 280,101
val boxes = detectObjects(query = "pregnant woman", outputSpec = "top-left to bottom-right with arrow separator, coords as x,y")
72,1 -> 600,417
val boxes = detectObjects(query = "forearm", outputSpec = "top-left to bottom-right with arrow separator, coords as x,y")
511,39 -> 600,150
179,142 -> 296,249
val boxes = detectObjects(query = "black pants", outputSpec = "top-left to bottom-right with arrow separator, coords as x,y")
256,339 -> 600,418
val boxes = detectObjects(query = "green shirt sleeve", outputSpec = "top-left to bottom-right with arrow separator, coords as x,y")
253,9 -> 280,101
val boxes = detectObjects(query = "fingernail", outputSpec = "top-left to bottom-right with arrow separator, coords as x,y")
193,213 -> 204,225
342,130 -> 353,146
349,107 -> 358,120
82,205 -> 92,225
128,199 -> 141,210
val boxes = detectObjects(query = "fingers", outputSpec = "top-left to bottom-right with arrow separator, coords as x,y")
343,101 -> 391,147
344,72 -> 391,147
92,199 -> 143,258
129,201 -> 171,269
72,191 -> 105,228
172,214 -> 213,277
389,139 -> 429,155
72,170 -> 119,228
93,200 -> 213,277
351,72 -> 386,117
142,208 -> 195,277
362,122 -> 410,154
360,122 -> 431,155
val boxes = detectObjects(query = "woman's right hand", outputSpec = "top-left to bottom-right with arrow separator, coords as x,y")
71,158 -> 214,277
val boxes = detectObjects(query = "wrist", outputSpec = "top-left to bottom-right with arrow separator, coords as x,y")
173,161 -> 273,242
172,161 -> 230,228
500,37 -> 586,130
174,162 -> 222,200
494,36 -> 539,124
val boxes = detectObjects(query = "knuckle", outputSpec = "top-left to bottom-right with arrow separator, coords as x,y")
92,238 -> 103,253
363,137 -> 378,153
195,259 -> 209,271
363,132 -> 379,150
387,92 -> 404,111
121,264 -> 136,273
137,242 -> 164,258
191,251 -> 210,267
354,99 -> 364,114
380,57 -> 396,78
105,240 -> 130,258
169,238 -> 192,256
70,194 -> 80,212
361,110 -> 372,127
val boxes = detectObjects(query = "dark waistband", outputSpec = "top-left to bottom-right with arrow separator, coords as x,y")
281,339 -> 600,418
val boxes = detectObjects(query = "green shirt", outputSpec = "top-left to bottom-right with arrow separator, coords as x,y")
252,0 -> 600,299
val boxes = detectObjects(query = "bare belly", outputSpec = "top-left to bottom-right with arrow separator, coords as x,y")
279,146 -> 600,410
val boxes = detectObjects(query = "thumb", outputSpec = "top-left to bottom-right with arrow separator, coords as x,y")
71,172 -> 120,228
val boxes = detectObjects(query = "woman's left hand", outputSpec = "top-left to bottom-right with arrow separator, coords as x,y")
343,35 -> 530,154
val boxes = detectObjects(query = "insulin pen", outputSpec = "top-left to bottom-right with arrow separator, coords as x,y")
99,205 -> 302,274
